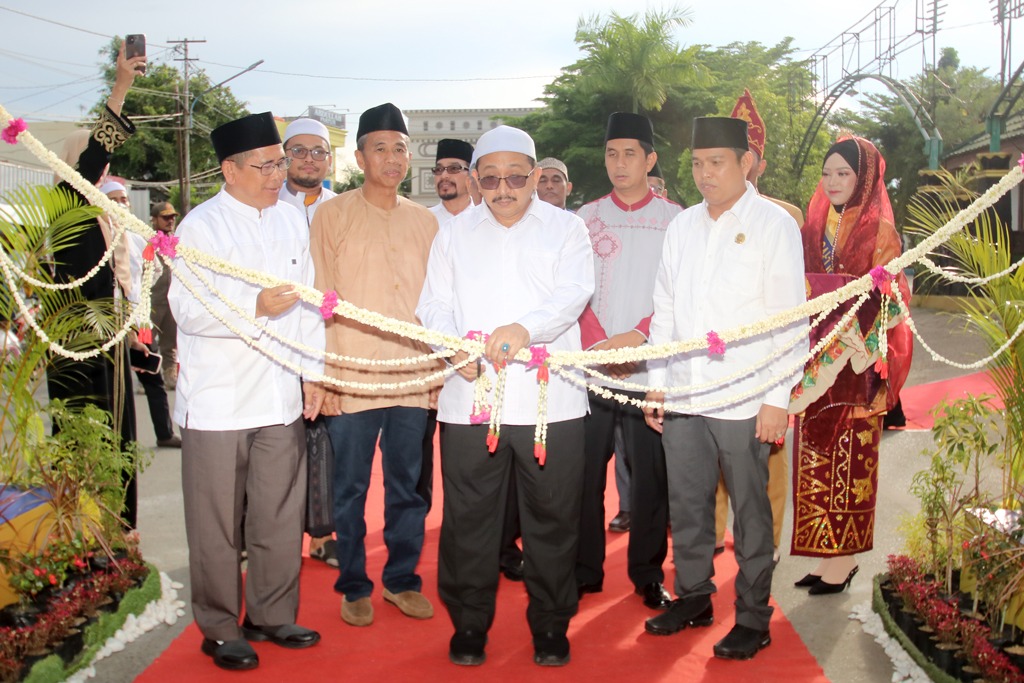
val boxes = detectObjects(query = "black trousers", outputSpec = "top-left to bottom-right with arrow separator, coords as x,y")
438,419 -> 584,636
576,391 -> 668,588
135,343 -> 174,441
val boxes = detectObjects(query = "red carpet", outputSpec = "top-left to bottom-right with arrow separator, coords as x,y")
898,371 -> 1000,431
138,442 -> 827,683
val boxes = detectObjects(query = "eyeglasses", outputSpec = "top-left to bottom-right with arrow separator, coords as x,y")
235,157 -> 291,176
477,172 -> 532,190
287,146 -> 330,161
159,214 -> 177,221
431,164 -> 469,176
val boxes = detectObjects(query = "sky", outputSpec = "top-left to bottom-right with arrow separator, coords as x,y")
0,0 -> 1016,139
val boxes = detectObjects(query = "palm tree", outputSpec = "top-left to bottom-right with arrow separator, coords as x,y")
573,5 -> 706,114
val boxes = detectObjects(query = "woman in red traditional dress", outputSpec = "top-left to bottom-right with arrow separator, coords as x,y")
788,136 -> 913,594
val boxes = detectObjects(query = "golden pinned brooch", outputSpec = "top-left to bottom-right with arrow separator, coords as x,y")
734,233 -> 746,244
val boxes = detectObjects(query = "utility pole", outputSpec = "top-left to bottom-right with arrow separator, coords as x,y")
169,38 -> 205,215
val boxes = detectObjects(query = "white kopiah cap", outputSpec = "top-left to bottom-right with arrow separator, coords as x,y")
283,118 -> 331,147
98,180 -> 127,195
471,125 -> 536,168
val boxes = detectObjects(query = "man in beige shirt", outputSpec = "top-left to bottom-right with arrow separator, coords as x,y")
310,102 -> 439,629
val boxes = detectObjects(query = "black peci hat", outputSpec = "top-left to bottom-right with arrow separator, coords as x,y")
357,103 -> 409,139
211,112 -> 281,163
691,117 -> 749,150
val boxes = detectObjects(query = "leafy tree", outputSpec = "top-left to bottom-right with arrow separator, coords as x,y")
93,38 -> 250,210
831,48 -> 1000,228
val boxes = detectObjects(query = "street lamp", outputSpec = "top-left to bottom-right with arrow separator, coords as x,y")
181,59 -> 264,213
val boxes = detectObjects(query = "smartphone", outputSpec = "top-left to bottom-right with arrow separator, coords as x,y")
125,34 -> 146,74
130,348 -> 162,374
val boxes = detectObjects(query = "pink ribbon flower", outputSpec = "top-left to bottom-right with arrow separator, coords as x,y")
706,330 -> 726,357
320,290 -> 338,320
527,345 -> 549,370
1,118 -> 27,145
870,265 -> 893,296
148,231 -> 179,259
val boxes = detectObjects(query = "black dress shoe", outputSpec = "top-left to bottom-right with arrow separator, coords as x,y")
808,566 -> 859,595
636,582 -> 672,610
793,573 -> 822,588
241,618 -> 321,649
713,624 -> 771,660
533,632 -> 570,666
449,630 -> 487,666
713,543 -> 726,555
201,638 -> 259,671
644,596 -> 714,635
577,581 -> 603,598
501,560 -> 525,582
608,511 -> 631,532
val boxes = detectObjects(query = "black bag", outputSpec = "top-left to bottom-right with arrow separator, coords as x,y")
305,417 -> 335,537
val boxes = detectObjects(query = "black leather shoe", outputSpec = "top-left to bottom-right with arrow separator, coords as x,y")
501,560 -> 525,582
241,618 -> 321,649
577,580 -> 603,598
793,573 -> 822,588
636,582 -> 672,610
714,543 -> 726,555
449,630 -> 487,666
644,596 -> 714,635
808,566 -> 859,595
713,624 -> 771,660
533,632 -> 570,666
201,638 -> 259,671
608,511 -> 631,532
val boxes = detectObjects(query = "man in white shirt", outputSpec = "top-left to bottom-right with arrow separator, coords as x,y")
429,138 -> 474,224
278,118 -> 336,227
169,112 -> 326,672
642,117 -> 805,661
417,125 -> 594,668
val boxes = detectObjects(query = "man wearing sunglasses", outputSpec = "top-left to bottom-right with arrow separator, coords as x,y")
169,112 -> 326,671
575,112 -> 681,614
418,125 -> 594,668
278,118 -> 336,227
150,201 -> 180,390
430,138 -> 474,224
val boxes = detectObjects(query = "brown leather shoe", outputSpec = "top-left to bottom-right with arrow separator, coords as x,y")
383,589 -> 434,619
341,596 -> 374,626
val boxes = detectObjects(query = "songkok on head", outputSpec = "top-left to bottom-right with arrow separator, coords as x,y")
98,180 -> 127,195
605,112 -> 654,145
730,89 -> 765,158
283,118 -> 330,147
357,103 -> 408,139
436,138 -> 474,164
692,117 -> 748,150
211,112 -> 281,163
538,157 -> 569,181
470,125 -> 536,168
648,160 -> 663,179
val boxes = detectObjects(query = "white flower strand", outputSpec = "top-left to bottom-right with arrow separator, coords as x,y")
916,253 -> 1024,285
891,277 -> 1024,370
167,256 -> 470,391
175,257 -> 454,368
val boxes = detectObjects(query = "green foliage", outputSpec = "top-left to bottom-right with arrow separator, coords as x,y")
831,48 -> 1000,228
910,395 -> 1000,594
94,38 -> 250,206
906,170 -> 1024,502
509,26 -> 824,209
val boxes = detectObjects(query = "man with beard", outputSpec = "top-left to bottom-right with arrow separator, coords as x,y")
278,117 -> 338,569
278,118 -> 336,226
430,138 -> 474,224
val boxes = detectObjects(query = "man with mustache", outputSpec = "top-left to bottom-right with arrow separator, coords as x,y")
430,138 -> 475,224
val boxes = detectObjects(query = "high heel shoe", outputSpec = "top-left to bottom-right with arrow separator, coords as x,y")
793,573 -> 822,588
807,566 -> 859,595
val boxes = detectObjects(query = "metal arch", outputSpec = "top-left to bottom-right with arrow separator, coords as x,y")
792,73 -> 944,177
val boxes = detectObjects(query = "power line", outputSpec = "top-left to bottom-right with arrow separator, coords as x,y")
198,58 -> 556,83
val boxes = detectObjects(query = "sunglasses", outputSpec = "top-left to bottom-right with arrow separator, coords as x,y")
477,173 -> 532,190
288,146 -> 330,161
431,164 -> 469,176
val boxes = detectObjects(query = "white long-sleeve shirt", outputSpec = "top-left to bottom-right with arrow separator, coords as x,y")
417,195 -> 594,425
168,187 -> 325,431
647,182 -> 807,420
277,184 -> 336,227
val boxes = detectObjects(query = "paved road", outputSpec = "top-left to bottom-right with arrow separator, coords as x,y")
94,304 -> 989,682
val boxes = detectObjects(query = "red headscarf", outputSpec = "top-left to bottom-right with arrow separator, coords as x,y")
802,136 -> 899,278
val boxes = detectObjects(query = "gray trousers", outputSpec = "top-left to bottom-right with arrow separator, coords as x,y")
662,413 -> 774,630
181,419 -> 306,641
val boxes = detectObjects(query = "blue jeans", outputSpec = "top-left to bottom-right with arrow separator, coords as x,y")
327,407 -> 428,599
